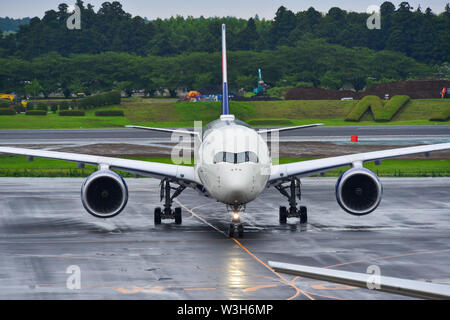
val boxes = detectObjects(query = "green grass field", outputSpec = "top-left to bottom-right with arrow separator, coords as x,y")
0,98 -> 448,129
0,156 -> 448,177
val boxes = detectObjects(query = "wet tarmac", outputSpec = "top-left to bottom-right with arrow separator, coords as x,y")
0,177 -> 449,300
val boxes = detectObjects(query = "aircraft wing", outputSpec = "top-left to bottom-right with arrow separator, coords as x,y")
126,125 -> 199,137
257,123 -> 323,135
268,261 -> 450,300
0,147 -> 197,184
269,143 -> 450,183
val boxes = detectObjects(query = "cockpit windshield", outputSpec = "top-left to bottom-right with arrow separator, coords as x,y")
214,151 -> 259,164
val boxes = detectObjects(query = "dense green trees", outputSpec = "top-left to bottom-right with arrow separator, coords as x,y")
0,1 -> 447,96
0,38 -> 432,97
0,1 -> 448,64
0,17 -> 30,33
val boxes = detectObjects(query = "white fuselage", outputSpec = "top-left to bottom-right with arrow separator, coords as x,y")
195,116 -> 271,206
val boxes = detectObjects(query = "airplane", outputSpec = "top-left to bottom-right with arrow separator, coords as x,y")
0,24 -> 449,238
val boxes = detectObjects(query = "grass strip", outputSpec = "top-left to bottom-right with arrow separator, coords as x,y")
0,156 -> 447,177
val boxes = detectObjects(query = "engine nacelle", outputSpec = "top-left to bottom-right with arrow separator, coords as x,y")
335,168 -> 382,216
81,170 -> 128,218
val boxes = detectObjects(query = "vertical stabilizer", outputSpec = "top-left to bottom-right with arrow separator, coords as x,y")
221,24 -> 229,115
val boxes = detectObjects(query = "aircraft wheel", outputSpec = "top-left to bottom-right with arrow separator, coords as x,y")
228,224 -> 235,237
237,224 -> 244,238
154,207 -> 162,225
299,206 -> 307,224
279,206 -> 287,224
174,207 -> 182,224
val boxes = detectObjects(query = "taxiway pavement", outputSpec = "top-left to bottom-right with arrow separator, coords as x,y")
0,177 -> 448,300
0,126 -> 448,146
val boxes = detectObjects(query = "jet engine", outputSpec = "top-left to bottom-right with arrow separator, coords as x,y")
81,170 -> 128,218
335,168 -> 382,216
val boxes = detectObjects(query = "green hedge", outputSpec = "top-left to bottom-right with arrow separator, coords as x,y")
0,100 -> 10,108
94,110 -> 124,116
77,91 -> 121,110
35,102 -> 48,111
13,104 -> 26,113
59,110 -> 85,116
375,95 -> 410,122
429,106 -> 450,121
345,95 -> 410,122
60,101 -> 70,110
0,109 -> 16,115
345,96 -> 382,121
47,102 -> 59,112
25,110 -> 47,116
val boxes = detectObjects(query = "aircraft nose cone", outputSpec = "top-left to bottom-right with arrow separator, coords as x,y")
221,171 -> 254,204
227,187 -> 249,204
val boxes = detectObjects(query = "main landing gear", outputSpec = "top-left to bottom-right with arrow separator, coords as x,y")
154,179 -> 186,225
275,178 -> 307,224
228,205 -> 245,238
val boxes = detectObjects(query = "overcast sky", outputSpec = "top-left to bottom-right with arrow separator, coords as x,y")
1,0 -> 448,19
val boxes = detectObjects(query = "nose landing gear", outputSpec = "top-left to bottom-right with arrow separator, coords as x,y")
227,206 -> 245,238
275,178 -> 307,224
154,179 -> 186,225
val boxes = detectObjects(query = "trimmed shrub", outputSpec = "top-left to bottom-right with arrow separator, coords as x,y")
13,104 -> 26,113
59,110 -> 85,116
26,110 -> 47,115
47,102 -> 59,111
35,101 -> 48,111
429,106 -> 450,121
78,91 -> 121,110
60,101 -> 70,110
376,95 -> 410,122
345,95 -> 382,121
0,100 -> 10,108
0,109 -> 16,115
95,110 -> 124,116
345,95 -> 410,122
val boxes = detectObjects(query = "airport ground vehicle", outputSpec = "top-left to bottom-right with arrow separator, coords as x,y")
253,68 -> 267,96
0,94 -> 14,102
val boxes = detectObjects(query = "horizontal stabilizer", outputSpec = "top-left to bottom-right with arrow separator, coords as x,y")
126,125 -> 199,136
257,123 -> 323,135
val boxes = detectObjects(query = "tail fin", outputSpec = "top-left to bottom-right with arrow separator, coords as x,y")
221,24 -> 229,115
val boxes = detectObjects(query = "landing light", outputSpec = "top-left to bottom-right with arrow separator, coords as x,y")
233,212 -> 239,221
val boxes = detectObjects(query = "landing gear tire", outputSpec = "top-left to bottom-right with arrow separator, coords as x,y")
174,207 -> 182,225
237,224 -> 244,238
154,207 -> 162,225
228,224 -> 235,237
299,206 -> 307,224
279,206 -> 287,224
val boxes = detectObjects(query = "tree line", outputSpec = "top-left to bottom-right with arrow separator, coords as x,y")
0,17 -> 30,33
0,38 -> 432,98
0,1 -> 449,65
